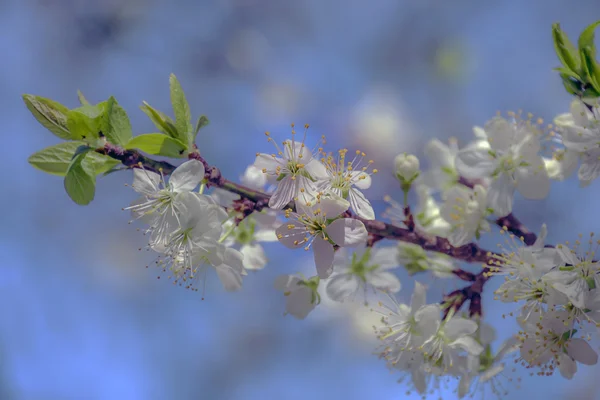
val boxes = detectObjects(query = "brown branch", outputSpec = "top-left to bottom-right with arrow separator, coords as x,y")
101,145 -> 498,316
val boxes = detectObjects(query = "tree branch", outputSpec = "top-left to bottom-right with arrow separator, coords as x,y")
101,145 -> 498,316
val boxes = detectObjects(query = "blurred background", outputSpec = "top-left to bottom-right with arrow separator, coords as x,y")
2,0 -> 600,398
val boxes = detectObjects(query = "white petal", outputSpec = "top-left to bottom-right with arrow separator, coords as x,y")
458,375 -> 471,398
348,189 -> 375,220
215,248 -> 244,291
454,146 -> 495,179
286,287 -> 316,319
319,196 -> 350,218
485,116 -> 516,152
240,243 -> 267,270
370,247 -> 399,270
425,139 -> 454,168
450,336 -> 484,356
567,338 -> 598,365
410,282 -> 426,311
283,139 -> 312,161
132,169 -> 161,194
241,165 -> 267,189
313,237 -> 334,278
579,150 -> 600,183
561,125 -> 600,152
487,174 -> 515,217
274,275 -> 301,291
304,159 -> 329,180
445,318 -> 478,340
268,176 -> 295,209
367,271 -> 401,292
558,354 -> 577,380
326,218 -> 367,247
515,157 -> 550,199
254,229 -> 278,242
326,273 -> 360,301
254,153 -> 283,173
556,246 -> 580,266
275,220 -> 307,249
169,160 -> 205,192
480,364 -> 504,383
350,171 -> 372,189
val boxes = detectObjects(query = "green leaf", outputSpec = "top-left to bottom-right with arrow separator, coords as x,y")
77,90 -> 90,106
125,133 -> 187,158
23,94 -> 72,140
140,101 -> 180,139
105,96 -> 132,145
28,141 -> 120,176
553,66 -> 581,81
580,47 -> 600,92
194,115 -> 209,139
553,23 -> 580,73
64,149 -> 96,205
169,73 -> 193,143
66,103 -> 108,142
578,20 -> 600,58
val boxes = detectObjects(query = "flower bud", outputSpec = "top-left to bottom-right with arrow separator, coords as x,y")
394,153 -> 420,182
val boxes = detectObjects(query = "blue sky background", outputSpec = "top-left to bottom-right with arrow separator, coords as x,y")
2,0 -> 600,399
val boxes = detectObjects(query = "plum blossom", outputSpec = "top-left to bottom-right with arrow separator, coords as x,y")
152,193 -> 245,292
276,195 -> 367,278
222,211 -> 280,271
314,148 -> 377,219
440,184 -> 491,246
396,242 -> 455,278
455,115 -> 550,217
517,310 -> 598,379
254,126 -> 326,209
325,245 -> 400,303
274,274 -> 321,319
126,159 -> 206,246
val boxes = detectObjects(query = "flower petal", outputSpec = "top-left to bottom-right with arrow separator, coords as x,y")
313,237 -> 334,278
351,171 -> 372,189
215,248 -> 244,291
445,318 -> 478,340
275,219 -> 307,249
454,145 -> 495,179
485,116 -> 516,152
326,273 -> 360,301
132,169 -> 161,194
515,157 -> 550,199
169,160 -> 205,192
567,338 -> 598,365
366,271 -> 401,292
487,174 -> 515,217
326,218 -> 367,247
274,274 -> 301,291
348,189 -> 375,220
240,243 -> 268,270
269,175 -> 296,209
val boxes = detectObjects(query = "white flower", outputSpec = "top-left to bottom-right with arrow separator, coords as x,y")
518,310 -> 598,379
543,240 -> 600,309
325,246 -> 400,303
440,185 -> 490,246
153,193 -> 240,292
455,115 -> 550,217
420,138 -> 460,191
556,99 -> 600,153
375,283 -> 440,358
254,128 -> 326,209
543,148 -> 578,181
458,333 -> 520,399
274,274 -> 320,319
394,152 -> 420,181
222,211 -> 280,271
421,315 -> 484,373
314,148 -> 377,219
276,196 -> 367,278
126,159 -> 206,246
396,242 -> 455,278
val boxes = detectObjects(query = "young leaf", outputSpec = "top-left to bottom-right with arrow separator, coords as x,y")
105,96 -> 133,146
553,23 -> 580,73
125,133 -> 187,158
194,115 -> 210,140
64,149 -> 96,205
578,20 -> 600,57
140,102 -> 180,138
581,47 -> 600,92
560,73 -> 583,95
29,142 -> 120,176
169,74 -> 193,143
77,90 -> 90,106
22,94 -> 72,140
66,104 -> 107,142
